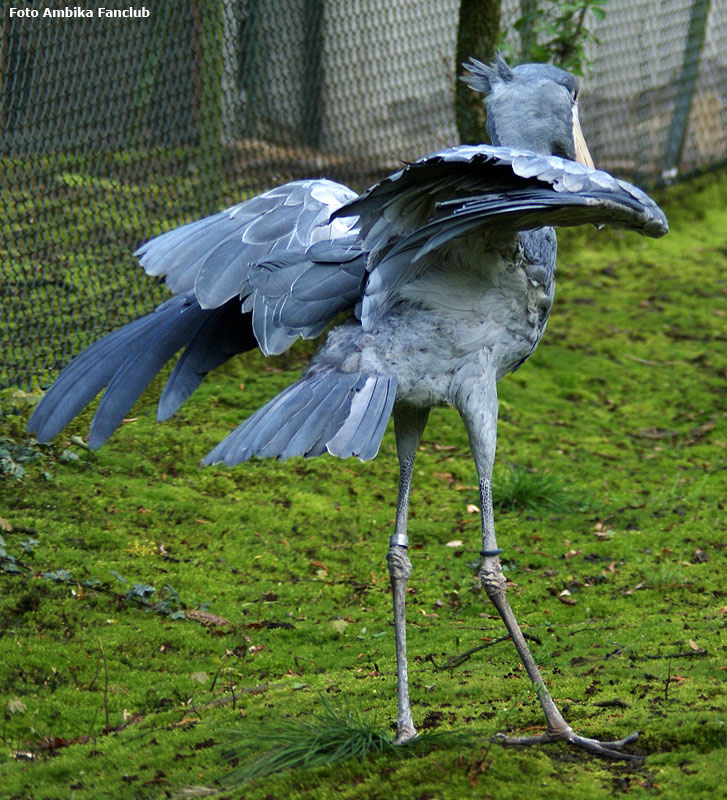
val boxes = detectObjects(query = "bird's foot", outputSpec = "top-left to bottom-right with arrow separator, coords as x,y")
393,723 -> 418,745
496,727 -> 642,761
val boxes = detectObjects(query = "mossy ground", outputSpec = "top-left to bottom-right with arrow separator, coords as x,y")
1,168 -> 726,799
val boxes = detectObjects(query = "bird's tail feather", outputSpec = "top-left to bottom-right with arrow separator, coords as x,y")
202,369 -> 397,465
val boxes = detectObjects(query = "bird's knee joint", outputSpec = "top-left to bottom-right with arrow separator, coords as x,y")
387,546 -> 412,582
479,561 -> 506,599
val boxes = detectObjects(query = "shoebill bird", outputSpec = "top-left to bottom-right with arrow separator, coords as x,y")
27,56 -> 668,759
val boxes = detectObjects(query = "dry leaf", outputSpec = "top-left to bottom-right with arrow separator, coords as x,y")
466,504 -> 480,514
173,718 -> 199,728
558,590 -> 576,605
7,698 -> 25,714
0,517 -> 12,532
186,609 -> 231,628
688,639 -> 701,651
445,539 -> 463,547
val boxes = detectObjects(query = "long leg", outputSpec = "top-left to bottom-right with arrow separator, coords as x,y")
388,403 -> 429,744
455,369 -> 640,761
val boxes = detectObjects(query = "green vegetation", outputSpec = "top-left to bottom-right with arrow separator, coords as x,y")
1,145 -> 263,399
504,0 -> 610,75
221,695 -> 466,783
1,167 -> 726,798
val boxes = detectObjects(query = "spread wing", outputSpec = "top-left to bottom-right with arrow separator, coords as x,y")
28,180 -> 366,446
28,147 -> 668,450
335,145 -> 669,328
136,179 -> 359,309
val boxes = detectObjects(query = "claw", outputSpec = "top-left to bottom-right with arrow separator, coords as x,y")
498,728 -> 642,761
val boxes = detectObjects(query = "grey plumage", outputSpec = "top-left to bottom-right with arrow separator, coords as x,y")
202,369 -> 396,465
137,179 -> 358,306
157,301 -> 256,421
27,57 -> 669,759
241,244 -> 366,356
28,143 -> 666,460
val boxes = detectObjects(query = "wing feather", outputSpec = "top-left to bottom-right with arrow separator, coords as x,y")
333,145 -> 668,328
136,179 -> 358,308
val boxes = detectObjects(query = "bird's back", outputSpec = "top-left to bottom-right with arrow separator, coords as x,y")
306,220 -> 555,410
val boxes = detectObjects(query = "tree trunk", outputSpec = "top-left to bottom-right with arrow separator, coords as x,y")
455,0 -> 501,144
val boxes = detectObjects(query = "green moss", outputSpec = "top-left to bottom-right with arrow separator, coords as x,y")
1,167 -> 726,798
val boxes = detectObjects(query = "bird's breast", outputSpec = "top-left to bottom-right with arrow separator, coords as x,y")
397,246 -> 553,368
311,246 -> 554,408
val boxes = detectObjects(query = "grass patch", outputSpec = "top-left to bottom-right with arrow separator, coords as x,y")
493,464 -> 582,513
220,695 -> 467,785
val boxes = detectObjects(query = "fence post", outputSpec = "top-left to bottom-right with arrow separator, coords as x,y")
199,0 -> 225,213
518,0 -> 537,60
302,0 -> 322,149
130,1 -> 173,147
662,0 -> 711,182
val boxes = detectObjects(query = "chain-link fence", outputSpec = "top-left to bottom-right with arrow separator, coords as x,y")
2,0 -> 725,410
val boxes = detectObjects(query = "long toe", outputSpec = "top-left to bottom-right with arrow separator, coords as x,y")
498,728 -> 642,762
565,730 -> 642,761
595,732 -> 641,749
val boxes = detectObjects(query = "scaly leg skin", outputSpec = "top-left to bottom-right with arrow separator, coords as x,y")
387,405 -> 429,744
477,477 -> 642,761
454,368 -> 641,761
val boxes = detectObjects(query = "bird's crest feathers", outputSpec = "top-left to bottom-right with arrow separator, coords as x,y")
461,53 -> 513,97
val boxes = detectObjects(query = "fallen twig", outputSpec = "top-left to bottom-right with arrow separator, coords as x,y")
427,632 -> 542,671
99,638 -> 110,733
645,648 -> 707,660
624,354 -> 689,367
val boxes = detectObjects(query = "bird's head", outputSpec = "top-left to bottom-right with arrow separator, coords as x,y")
462,54 -> 595,168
